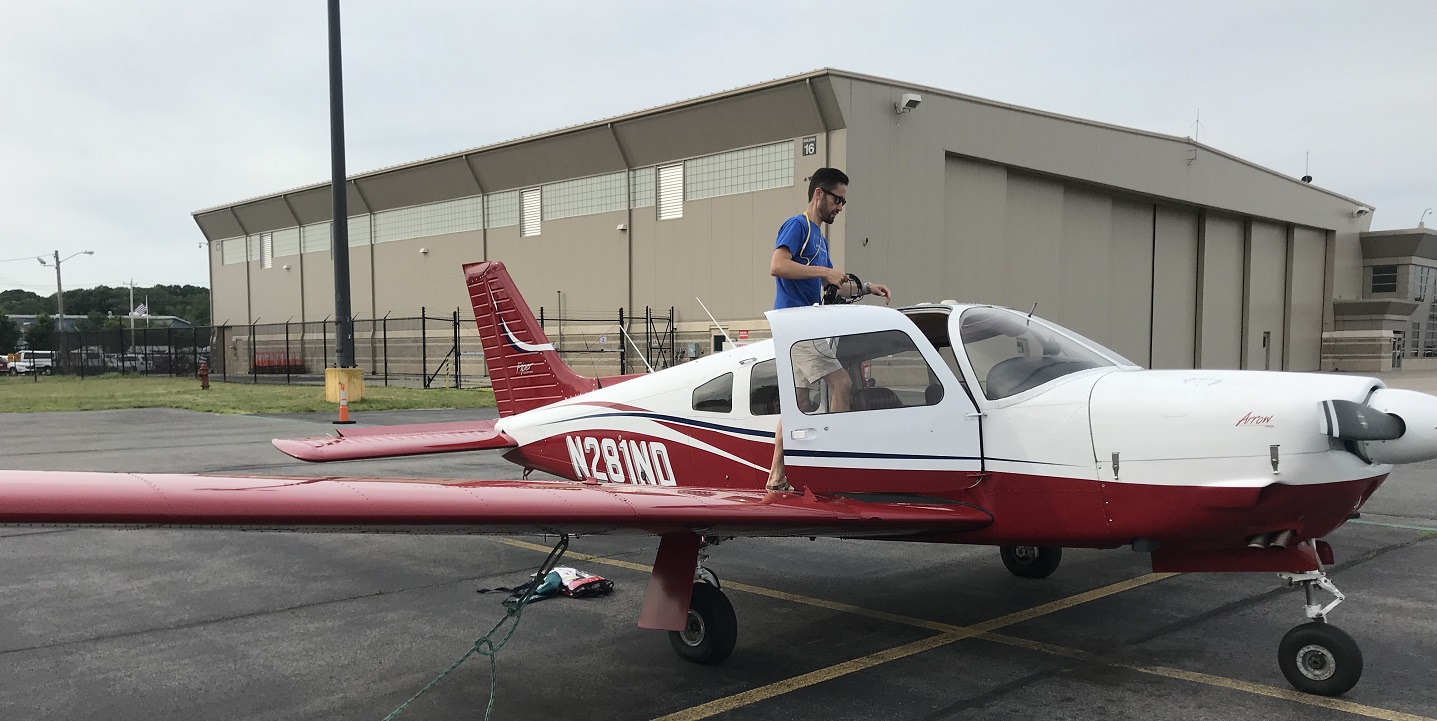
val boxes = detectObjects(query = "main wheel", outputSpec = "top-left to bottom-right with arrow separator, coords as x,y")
1278,622 -> 1363,696
669,583 -> 737,665
1000,546 -> 1062,579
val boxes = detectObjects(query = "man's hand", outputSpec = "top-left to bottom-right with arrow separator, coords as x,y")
821,267 -> 848,287
866,282 -> 892,305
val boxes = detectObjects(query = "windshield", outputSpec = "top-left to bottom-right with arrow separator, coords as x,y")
958,307 -> 1116,400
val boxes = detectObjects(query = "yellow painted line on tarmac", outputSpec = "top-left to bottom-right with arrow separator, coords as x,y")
979,634 -> 1435,721
498,539 -> 1433,721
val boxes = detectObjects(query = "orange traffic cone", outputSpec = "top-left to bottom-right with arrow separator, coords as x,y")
333,383 -> 356,425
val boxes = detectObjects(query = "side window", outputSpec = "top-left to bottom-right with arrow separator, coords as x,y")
692,373 -> 733,413
749,360 -> 779,415
790,330 -> 943,415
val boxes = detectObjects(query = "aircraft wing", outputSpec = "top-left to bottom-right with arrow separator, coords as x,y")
0,471 -> 992,538
271,419 -> 515,462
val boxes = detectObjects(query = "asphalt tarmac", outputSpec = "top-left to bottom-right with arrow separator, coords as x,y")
1,401 -> 1434,721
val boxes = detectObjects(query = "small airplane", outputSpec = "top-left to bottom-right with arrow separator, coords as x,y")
6,259 -> 1437,698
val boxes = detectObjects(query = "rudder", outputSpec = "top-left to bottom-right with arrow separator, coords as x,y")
464,261 -> 598,417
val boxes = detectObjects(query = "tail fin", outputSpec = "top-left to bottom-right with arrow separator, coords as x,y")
465,261 -> 599,417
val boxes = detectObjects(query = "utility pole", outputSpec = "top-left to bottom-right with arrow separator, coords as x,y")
36,250 -> 94,372
329,0 -> 355,369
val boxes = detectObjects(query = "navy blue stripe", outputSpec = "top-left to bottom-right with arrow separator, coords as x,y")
542,411 -> 775,439
787,450 -> 981,462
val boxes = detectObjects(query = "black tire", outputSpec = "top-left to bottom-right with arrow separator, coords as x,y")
1000,546 -> 1062,579
1278,622 -> 1363,696
668,583 -> 737,665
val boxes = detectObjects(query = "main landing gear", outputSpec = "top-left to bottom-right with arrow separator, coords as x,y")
1276,567 -> 1362,696
669,561 -> 737,664
1000,546 -> 1063,579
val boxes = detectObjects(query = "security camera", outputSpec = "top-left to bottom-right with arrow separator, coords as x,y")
1351,207 -> 1371,218
895,93 -> 923,114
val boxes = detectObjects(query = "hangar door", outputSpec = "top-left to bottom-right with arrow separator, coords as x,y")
1286,226 -> 1328,371
942,157 -> 1153,366
1246,221 -> 1288,370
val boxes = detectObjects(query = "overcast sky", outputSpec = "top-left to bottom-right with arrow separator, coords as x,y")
1,1 -> 1432,295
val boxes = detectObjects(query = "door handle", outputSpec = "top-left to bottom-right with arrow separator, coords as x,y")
789,428 -> 816,440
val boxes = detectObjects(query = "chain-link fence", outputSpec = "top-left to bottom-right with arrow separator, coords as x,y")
19,306 -> 677,387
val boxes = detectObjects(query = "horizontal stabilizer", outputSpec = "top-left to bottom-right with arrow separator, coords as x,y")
272,420 -> 515,462
1318,399 -> 1404,441
0,471 -> 992,538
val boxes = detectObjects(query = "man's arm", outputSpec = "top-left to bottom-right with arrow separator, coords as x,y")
771,247 -> 847,286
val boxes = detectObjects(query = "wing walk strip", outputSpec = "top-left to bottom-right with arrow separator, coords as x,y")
498,541 -> 1431,721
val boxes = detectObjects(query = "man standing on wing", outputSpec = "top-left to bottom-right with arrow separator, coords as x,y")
765,167 -> 891,491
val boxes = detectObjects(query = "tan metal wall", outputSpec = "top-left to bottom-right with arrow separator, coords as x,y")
371,229 -> 482,317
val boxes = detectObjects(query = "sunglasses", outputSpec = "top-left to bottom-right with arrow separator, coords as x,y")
821,187 -> 847,206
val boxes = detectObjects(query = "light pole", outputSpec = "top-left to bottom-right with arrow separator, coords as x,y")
37,250 -> 94,371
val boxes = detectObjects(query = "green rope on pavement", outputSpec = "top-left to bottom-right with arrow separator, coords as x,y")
383,535 -> 570,721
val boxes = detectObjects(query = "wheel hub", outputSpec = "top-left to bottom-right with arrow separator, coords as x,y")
1296,644 -> 1336,681
1012,546 -> 1037,563
679,610 -> 706,647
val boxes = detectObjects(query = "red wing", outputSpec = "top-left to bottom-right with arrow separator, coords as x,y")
0,471 -> 991,538
271,419 -> 515,462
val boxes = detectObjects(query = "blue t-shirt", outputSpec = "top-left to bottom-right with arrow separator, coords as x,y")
773,215 -> 830,309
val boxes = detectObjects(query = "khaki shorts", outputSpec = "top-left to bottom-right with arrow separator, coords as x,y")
791,338 -> 842,386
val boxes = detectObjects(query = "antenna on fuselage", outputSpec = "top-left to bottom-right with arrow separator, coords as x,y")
694,297 -> 734,346
1027,302 -> 1038,325
617,324 -> 655,372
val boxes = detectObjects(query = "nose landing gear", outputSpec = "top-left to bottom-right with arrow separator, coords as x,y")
1275,565 -> 1362,696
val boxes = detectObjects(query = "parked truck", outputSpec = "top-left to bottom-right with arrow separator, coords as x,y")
8,350 -> 56,375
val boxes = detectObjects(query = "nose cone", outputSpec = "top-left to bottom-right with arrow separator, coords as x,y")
1359,389 -> 1437,464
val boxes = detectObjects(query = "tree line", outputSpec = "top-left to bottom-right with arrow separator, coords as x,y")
1,285 -> 210,351
0,284 -> 210,327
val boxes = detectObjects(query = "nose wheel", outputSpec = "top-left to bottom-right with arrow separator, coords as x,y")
999,545 -> 1062,579
1275,566 -> 1362,696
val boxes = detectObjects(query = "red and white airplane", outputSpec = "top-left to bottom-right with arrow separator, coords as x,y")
6,260 -> 1437,698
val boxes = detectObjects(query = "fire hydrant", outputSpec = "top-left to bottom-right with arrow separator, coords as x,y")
198,361 -> 210,390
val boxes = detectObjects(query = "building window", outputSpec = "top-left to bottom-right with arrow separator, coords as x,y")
1415,266 -> 1434,302
1414,322 -> 1424,358
1426,307 -> 1437,358
272,227 -> 300,257
373,195 -> 484,244
542,172 -> 626,221
259,233 -> 273,268
220,236 -> 246,265
630,167 -> 654,208
486,190 -> 519,228
657,163 -> 683,220
347,215 -> 371,247
520,188 -> 542,237
301,222 -> 330,254
685,141 -> 794,201
1371,265 -> 1398,294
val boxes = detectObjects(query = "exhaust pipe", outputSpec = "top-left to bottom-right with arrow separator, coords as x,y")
1245,530 -> 1297,549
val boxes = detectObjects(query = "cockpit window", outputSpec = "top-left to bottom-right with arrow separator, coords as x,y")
959,307 -> 1114,399
692,373 -> 733,413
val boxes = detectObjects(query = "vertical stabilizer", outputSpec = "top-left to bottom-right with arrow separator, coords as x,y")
465,261 -> 599,416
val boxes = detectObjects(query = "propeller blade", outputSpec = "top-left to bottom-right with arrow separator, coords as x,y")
1319,399 -> 1405,441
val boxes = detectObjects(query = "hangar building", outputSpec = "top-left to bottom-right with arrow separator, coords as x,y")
193,69 -> 1377,377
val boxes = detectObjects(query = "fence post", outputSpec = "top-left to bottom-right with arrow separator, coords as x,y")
250,322 -> 257,384
382,314 -> 390,387
421,306 -> 428,389
284,321 -> 292,385
619,307 -> 626,375
452,308 -> 461,389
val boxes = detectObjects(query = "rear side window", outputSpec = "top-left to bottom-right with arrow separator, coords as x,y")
692,373 -> 733,413
749,360 -> 779,415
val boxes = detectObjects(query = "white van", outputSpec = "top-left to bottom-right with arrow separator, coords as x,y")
9,350 -> 56,375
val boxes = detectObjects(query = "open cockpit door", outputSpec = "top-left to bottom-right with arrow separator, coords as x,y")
765,305 -> 983,493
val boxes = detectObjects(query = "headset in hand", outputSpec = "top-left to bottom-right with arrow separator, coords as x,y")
822,273 -> 869,305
